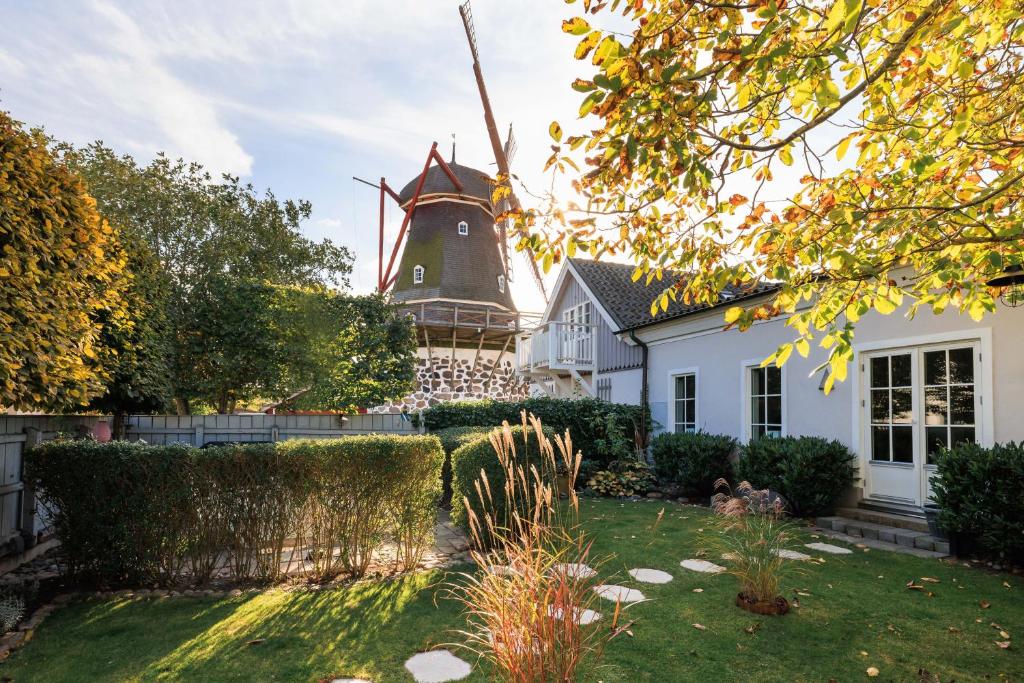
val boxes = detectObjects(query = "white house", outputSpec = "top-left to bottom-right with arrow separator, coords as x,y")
518,258 -> 1024,517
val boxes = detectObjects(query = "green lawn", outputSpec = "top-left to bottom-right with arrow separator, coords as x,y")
4,499 -> 1022,682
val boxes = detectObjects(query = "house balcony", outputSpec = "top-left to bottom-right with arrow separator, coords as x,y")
515,321 -> 596,374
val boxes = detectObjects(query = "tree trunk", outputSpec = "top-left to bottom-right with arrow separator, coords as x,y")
112,410 -> 126,440
174,397 -> 191,415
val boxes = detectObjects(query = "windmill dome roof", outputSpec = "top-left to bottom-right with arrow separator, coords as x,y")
398,162 -> 494,207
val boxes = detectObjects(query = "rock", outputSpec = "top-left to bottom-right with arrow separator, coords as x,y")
404,649 -> 473,683
229,589 -> 242,597
646,492 -> 663,499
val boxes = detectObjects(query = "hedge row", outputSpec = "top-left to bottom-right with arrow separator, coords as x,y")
651,432 -> 856,516
422,398 -> 648,468
25,436 -> 442,586
433,426 -> 493,507
933,442 -> 1024,561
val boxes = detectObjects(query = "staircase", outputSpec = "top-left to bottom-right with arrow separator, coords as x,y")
814,509 -> 950,557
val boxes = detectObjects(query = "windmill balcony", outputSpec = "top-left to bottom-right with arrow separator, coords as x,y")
516,321 -> 596,373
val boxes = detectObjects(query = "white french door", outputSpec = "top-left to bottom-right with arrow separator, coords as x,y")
862,341 -> 981,508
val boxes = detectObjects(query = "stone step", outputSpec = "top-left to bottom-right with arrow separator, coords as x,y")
814,516 -> 949,555
835,506 -> 930,533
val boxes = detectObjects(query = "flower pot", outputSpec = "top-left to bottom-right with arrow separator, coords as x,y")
735,592 -> 790,616
923,503 -> 947,540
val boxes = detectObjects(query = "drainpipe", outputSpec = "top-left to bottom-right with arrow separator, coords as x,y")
628,329 -> 650,455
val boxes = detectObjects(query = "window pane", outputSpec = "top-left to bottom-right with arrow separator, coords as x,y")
765,425 -> 782,438
766,366 -> 782,394
870,357 -> 889,388
675,400 -> 686,424
924,387 -> 948,425
871,426 -> 890,461
891,426 -> 914,463
685,374 -> 695,397
751,367 -> 765,395
752,424 -> 765,440
950,427 -> 975,448
948,347 -> 974,384
891,354 -> 912,387
891,388 -> 912,423
752,397 -> 766,424
924,350 -> 946,386
675,376 -> 688,401
925,426 -> 947,464
766,395 -> 782,425
870,389 -> 889,423
950,386 -> 975,425
684,400 -> 695,424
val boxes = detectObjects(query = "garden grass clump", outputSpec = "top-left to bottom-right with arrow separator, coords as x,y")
25,435 -> 443,586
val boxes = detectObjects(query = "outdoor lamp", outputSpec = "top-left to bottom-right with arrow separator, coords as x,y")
986,264 -> 1024,308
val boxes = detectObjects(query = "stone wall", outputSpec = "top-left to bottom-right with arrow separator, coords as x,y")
371,347 -> 528,413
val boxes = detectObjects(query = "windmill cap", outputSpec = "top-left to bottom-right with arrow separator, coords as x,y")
399,162 -> 494,208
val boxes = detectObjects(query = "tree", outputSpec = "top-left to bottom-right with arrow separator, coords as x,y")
0,112 -> 130,410
535,0 -> 1024,389
56,142 -> 355,411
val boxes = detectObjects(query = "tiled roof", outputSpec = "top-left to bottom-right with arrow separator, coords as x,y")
568,258 -> 779,332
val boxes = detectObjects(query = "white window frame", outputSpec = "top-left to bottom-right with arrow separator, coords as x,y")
740,358 -> 787,441
457,220 -> 469,235
497,274 -> 506,293
413,264 -> 424,284
668,367 -> 699,433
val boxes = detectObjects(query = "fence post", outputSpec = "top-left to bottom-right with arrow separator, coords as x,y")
20,427 -> 44,549
193,423 -> 205,448
271,425 -> 280,442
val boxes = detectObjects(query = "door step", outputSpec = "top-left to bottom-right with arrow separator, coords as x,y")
835,505 -> 930,533
815,515 -> 949,557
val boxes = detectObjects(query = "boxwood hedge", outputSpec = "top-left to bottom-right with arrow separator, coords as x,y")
737,436 -> 856,517
25,435 -> 442,586
651,431 -> 737,498
432,426 -> 493,507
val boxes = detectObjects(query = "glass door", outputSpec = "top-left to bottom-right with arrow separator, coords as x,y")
921,344 -> 979,502
865,351 -> 919,505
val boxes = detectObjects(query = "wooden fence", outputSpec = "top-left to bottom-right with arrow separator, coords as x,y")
0,413 -> 418,561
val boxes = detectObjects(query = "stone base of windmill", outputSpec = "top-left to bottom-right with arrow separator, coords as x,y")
370,347 -> 529,414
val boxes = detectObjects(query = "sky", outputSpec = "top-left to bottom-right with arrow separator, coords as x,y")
0,0 -> 605,314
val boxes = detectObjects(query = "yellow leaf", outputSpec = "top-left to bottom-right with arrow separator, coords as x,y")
548,121 -> 563,143
724,306 -> 743,324
562,17 -> 591,35
780,145 -> 793,166
836,135 -> 852,161
795,338 -> 810,357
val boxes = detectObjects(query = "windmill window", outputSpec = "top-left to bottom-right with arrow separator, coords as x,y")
413,265 -> 424,284
497,274 -> 506,293
457,221 -> 469,235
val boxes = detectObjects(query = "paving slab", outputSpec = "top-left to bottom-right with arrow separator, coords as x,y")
404,650 -> 472,683
552,563 -> 597,579
549,605 -> 601,625
804,542 -> 853,555
775,549 -> 811,561
592,584 -> 645,603
627,568 -> 673,584
680,559 -> 726,574
811,527 -> 948,559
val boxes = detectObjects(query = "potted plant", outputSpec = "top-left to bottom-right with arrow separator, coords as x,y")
711,480 -> 800,616
922,502 -> 947,540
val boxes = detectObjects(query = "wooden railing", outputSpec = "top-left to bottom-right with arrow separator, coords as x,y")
516,321 -> 596,372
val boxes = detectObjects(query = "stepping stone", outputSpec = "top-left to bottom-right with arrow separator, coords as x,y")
331,679 -> 371,683
404,650 -> 472,683
592,584 -> 645,603
552,563 -> 596,579
680,559 -> 726,574
775,549 -> 812,561
628,568 -> 673,584
804,542 -> 853,555
549,605 -> 601,625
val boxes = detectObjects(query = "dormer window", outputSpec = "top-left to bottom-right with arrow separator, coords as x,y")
497,274 -> 506,293
457,221 -> 469,235
413,265 -> 424,284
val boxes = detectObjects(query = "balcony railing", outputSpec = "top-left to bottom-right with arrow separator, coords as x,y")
516,320 -> 596,372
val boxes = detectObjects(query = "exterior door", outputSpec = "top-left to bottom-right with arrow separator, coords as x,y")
863,342 -> 981,508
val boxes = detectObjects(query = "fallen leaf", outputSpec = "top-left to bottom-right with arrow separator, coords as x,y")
907,581 -> 925,591
1000,631 -> 1011,639
744,622 -> 762,635
859,651 -> 869,657
867,666 -> 880,677
996,641 -> 1011,649
692,588 -> 704,593
692,623 -> 706,631
948,626 -> 961,633
1004,581 -> 1012,589
921,577 -> 940,583
246,638 -> 266,646
980,600 -> 992,609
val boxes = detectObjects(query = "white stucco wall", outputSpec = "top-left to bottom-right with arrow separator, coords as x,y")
637,298 -> 1024,504
595,368 -> 643,406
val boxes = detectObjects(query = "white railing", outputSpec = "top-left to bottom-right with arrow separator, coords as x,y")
515,321 -> 596,372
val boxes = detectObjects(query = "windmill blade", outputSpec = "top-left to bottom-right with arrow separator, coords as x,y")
503,123 -> 517,168
459,1 -> 548,303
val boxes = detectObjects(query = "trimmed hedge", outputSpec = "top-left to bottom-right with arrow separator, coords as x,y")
450,425 -> 555,540
25,436 -> 442,586
421,397 -> 648,468
737,436 -> 856,517
433,426 -> 493,507
932,442 -> 1024,561
651,432 -> 737,498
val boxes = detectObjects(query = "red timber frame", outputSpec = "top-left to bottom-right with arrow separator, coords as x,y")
376,142 -> 463,292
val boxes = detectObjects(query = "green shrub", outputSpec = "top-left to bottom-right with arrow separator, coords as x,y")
421,397 -> 648,467
932,442 -> 1024,561
737,436 -> 856,517
450,425 -> 555,539
25,435 -> 442,586
651,432 -> 737,497
586,460 -> 655,498
433,426 -> 493,507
